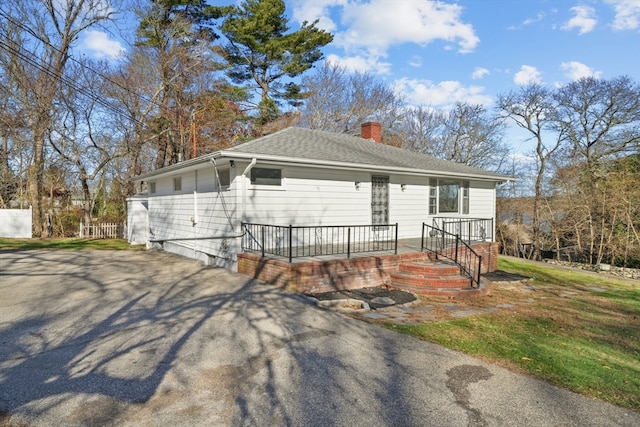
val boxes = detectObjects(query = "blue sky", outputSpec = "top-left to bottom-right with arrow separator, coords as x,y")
79,0 -> 639,155
82,0 -> 639,110
288,0 -> 640,109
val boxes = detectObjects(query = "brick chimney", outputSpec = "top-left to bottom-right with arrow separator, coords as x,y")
361,122 -> 382,143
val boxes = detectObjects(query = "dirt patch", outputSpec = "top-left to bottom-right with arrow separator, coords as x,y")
482,270 -> 532,283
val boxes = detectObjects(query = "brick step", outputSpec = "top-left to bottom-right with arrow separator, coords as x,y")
398,261 -> 460,276
389,277 -> 490,298
390,271 -> 472,289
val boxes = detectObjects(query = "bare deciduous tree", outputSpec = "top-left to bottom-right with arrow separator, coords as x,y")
297,61 -> 405,137
0,0 -> 115,236
498,84 -> 563,259
553,76 -> 640,264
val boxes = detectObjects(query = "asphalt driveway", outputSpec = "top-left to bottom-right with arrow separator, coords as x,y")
0,250 -> 638,426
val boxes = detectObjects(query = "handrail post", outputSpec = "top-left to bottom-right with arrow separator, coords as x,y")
261,226 -> 265,258
288,225 -> 293,263
490,218 -> 494,241
421,222 -> 425,252
347,227 -> 351,258
455,235 -> 459,264
477,255 -> 483,287
394,223 -> 398,254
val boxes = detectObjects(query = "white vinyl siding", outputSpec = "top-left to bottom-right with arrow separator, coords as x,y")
244,166 -> 371,226
467,180 -> 495,219
146,168 -> 239,267
389,177 -> 430,238
138,160 -> 498,266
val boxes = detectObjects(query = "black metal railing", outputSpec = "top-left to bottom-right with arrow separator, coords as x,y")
433,217 -> 493,243
242,223 -> 398,262
421,222 -> 483,288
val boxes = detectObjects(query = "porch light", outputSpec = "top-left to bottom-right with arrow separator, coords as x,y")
355,181 -> 361,190
401,184 -> 407,192
229,160 -> 235,168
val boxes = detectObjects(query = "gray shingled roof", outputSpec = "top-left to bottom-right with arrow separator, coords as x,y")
135,126 -> 510,181
225,127 -> 508,180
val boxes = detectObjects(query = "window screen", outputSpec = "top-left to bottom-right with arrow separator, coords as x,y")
218,169 -> 230,187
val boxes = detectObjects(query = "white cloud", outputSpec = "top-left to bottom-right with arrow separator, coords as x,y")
290,0 -> 341,33
560,61 -> 603,80
509,11 -> 546,30
471,67 -> 489,80
292,0 -> 479,58
605,0 -> 640,30
562,6 -> 598,34
523,12 -> 546,26
326,53 -> 392,75
409,55 -> 423,68
392,78 -> 493,109
514,65 -> 543,85
80,30 -> 124,59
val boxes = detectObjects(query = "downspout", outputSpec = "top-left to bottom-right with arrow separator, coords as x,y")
241,158 -> 257,230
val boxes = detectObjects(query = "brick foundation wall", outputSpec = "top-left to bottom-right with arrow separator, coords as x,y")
238,243 -> 498,294
438,242 -> 498,274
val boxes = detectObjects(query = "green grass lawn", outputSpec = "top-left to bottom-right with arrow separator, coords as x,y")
385,258 -> 640,411
0,238 -> 141,251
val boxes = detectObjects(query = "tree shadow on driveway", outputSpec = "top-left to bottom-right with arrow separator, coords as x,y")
0,250 -> 429,426
3,250 -> 637,427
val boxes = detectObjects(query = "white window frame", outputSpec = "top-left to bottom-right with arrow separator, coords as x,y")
173,176 -> 182,192
250,167 -> 283,188
217,168 -> 231,189
430,179 -> 470,215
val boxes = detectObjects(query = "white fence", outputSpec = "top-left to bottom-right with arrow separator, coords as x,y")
0,207 -> 32,238
79,221 -> 126,239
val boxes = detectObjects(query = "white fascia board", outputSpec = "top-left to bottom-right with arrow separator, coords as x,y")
133,153 -> 224,181
218,152 -> 512,183
133,151 -> 513,183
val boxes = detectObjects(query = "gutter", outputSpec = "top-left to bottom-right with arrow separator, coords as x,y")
132,151 -> 511,183
216,152 -> 512,182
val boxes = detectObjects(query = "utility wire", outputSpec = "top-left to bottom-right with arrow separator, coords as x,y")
0,38 -> 148,127
0,7 -> 160,110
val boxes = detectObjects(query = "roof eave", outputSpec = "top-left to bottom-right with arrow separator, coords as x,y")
220,152 -> 511,182
133,151 -> 512,183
